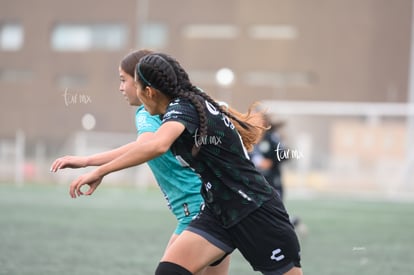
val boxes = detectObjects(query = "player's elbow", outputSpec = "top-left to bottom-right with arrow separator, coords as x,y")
152,141 -> 170,156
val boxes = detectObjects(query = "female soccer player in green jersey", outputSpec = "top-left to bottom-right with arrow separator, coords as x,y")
51,50 -> 230,275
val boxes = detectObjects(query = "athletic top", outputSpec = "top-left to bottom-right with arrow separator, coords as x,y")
251,130 -> 285,186
135,105 -> 204,222
161,97 -> 276,228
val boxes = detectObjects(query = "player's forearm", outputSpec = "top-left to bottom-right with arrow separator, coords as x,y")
85,142 -> 136,166
96,140 -> 166,177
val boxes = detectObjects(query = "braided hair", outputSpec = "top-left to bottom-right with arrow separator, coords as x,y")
135,53 -> 266,156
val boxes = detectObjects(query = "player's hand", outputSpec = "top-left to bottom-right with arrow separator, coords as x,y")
50,156 -> 88,172
69,170 -> 103,198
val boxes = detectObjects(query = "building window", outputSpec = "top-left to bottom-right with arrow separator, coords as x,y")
182,24 -> 239,39
0,23 -> 24,51
245,71 -> 315,88
187,70 -> 217,85
51,23 -> 128,51
248,25 -> 298,40
56,73 -> 87,89
138,22 -> 168,49
0,69 -> 32,82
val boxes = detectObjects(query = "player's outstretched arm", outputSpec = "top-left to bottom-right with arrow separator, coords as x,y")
50,155 -> 88,171
69,121 -> 185,198
50,141 -> 137,172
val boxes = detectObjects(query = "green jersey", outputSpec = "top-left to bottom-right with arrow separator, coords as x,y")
135,105 -> 204,225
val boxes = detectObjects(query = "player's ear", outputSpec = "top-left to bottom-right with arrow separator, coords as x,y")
145,86 -> 154,97
146,87 -> 161,99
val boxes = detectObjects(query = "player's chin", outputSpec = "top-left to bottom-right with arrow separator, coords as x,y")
123,96 -> 133,104
128,99 -> 140,106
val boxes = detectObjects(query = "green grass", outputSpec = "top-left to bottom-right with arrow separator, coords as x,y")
1,183 -> 413,275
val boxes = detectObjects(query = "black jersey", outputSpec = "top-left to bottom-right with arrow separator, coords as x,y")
251,130 -> 285,192
162,97 -> 275,228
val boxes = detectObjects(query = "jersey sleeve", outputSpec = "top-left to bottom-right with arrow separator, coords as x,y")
161,98 -> 199,135
135,107 -> 162,135
258,132 -> 281,159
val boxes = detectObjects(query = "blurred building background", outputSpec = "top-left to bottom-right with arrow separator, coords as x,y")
1,0 -> 413,196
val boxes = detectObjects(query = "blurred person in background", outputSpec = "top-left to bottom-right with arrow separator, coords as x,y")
52,52 -> 303,275
250,115 -> 287,199
250,114 -> 306,235
51,49 -> 230,275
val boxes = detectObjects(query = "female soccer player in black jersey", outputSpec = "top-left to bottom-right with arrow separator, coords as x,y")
62,53 -> 302,275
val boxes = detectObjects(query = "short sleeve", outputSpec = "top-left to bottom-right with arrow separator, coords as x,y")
161,98 -> 199,135
135,106 -> 162,135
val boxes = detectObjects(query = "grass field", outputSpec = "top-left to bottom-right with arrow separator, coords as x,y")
1,183 -> 413,275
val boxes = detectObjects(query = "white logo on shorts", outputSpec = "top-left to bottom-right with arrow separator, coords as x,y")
270,248 -> 285,261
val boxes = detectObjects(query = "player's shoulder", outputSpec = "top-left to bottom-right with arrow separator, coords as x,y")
163,98 -> 196,119
136,105 -> 148,115
135,106 -> 161,128
168,97 -> 194,109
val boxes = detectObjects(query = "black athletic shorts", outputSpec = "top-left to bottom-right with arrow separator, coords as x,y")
186,196 -> 301,274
